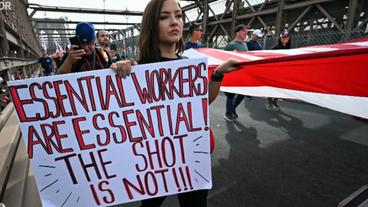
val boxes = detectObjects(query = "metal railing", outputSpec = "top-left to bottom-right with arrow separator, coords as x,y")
263,28 -> 368,49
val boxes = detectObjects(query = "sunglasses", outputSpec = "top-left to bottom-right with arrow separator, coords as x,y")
195,28 -> 203,32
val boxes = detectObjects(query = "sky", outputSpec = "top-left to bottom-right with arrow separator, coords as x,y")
28,0 -> 191,30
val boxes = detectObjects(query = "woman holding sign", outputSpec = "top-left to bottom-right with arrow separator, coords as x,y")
130,0 -> 242,206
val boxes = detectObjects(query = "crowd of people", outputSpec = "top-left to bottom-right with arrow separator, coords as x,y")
181,19 -> 292,120
0,0 -> 295,205
33,1 -> 291,122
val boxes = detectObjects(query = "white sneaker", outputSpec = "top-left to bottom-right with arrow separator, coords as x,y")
224,113 -> 234,121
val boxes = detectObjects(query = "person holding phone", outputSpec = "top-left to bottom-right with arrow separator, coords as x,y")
58,22 -> 113,74
97,30 -> 123,63
57,22 -> 134,79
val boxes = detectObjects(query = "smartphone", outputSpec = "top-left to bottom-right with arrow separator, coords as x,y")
110,44 -> 117,51
69,36 -> 82,49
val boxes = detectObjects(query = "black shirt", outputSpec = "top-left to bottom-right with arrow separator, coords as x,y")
138,55 -> 185,64
63,48 -> 112,73
38,56 -> 53,74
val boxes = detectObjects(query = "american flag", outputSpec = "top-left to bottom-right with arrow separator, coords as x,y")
183,37 -> 368,119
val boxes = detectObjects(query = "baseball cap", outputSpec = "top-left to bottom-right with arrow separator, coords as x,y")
253,29 -> 263,37
280,31 -> 289,38
76,22 -> 96,44
189,23 -> 202,34
234,24 -> 248,34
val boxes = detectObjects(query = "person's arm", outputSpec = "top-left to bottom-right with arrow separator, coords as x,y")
50,57 -> 56,71
57,55 -> 73,74
57,46 -> 85,74
52,60 -> 57,71
209,71 -> 223,104
209,59 -> 241,104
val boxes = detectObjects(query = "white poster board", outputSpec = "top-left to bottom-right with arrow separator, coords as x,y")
8,58 -> 211,206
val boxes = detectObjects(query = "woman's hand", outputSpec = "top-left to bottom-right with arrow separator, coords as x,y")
208,59 -> 241,104
110,59 -> 137,78
214,58 -> 241,75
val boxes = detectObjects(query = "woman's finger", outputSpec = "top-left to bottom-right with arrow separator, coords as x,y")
126,62 -> 132,77
118,62 -> 124,77
130,59 -> 138,65
111,60 -> 135,78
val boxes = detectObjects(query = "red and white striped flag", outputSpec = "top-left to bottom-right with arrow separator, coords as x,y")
183,37 -> 368,118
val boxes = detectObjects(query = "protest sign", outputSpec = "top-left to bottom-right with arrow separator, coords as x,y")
7,58 -> 211,206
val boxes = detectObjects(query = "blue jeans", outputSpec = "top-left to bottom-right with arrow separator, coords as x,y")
44,71 -> 55,76
225,92 -> 245,114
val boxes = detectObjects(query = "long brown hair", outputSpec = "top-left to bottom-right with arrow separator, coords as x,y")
139,0 -> 185,63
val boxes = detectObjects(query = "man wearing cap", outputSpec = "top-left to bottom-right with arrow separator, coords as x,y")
223,24 -> 249,121
246,29 -> 263,51
224,24 -> 248,52
38,48 -> 54,76
58,22 -> 112,74
273,31 -> 291,49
